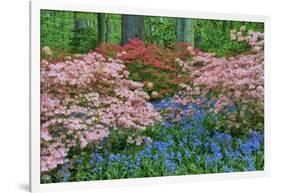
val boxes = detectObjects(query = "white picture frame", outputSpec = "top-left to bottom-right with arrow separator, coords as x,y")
30,0 -> 271,192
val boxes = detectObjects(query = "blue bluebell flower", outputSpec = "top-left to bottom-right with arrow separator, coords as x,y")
62,172 -> 70,182
176,151 -> 182,161
191,138 -> 202,148
185,150 -> 191,159
213,152 -> 223,160
152,154 -> 159,161
92,153 -> 104,163
164,159 -> 176,173
210,142 -> 221,154
183,136 -> 188,143
108,153 -> 122,162
75,159 -> 83,164
170,151 -> 175,158
205,155 -> 214,167
179,142 -> 184,149
214,131 -> 232,144
224,149 -> 236,159
222,165 -> 234,173
203,142 -> 209,149
244,156 -> 256,171
240,143 -> 252,155
163,121 -> 173,128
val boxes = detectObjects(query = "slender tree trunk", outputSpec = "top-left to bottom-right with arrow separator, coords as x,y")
221,21 -> 227,43
194,20 -> 200,48
185,19 -> 194,46
149,24 -> 153,43
176,18 -> 184,42
97,13 -> 106,44
222,21 -> 227,34
159,17 -> 164,45
61,18 -> 64,43
72,12 -> 86,52
147,18 -> 155,44
121,15 -> 144,45
105,15 -> 111,43
74,13 -> 86,30
176,18 -> 194,46
230,21 -> 234,29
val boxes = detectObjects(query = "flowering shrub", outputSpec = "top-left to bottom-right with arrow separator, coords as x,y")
41,97 -> 264,183
96,39 -> 201,71
41,52 -> 161,172
41,46 -> 77,62
118,39 -> 177,70
95,43 -> 122,59
175,28 -> 264,133
169,42 -> 200,61
96,39 -> 202,99
230,26 -> 264,53
175,51 -> 215,73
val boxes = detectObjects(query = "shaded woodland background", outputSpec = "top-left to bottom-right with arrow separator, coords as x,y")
41,10 -> 264,57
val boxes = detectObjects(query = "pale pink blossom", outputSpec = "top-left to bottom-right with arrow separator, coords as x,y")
41,52 -> 161,172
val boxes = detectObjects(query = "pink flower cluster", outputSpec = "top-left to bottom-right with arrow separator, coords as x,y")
175,28 -> 264,131
176,51 -> 215,73
191,52 -> 264,102
41,52 -> 161,172
230,26 -> 264,52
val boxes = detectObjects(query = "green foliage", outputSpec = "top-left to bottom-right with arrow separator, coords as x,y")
70,26 -> 98,53
144,17 -> 177,46
106,14 -> 122,44
41,10 -> 122,54
126,63 -> 190,100
194,19 -> 264,56
215,101 -> 264,136
41,10 -> 264,57
41,10 -> 75,50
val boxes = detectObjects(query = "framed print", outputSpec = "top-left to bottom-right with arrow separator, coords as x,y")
30,0 -> 270,192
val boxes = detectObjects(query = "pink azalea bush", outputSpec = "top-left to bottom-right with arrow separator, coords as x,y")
41,52 -> 161,172
175,27 -> 264,133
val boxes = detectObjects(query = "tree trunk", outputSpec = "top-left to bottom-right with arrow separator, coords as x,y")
185,19 -> 194,46
97,13 -> 106,44
176,18 -> 184,42
159,17 -> 164,44
222,21 -> 227,34
71,12 -> 87,52
74,13 -> 86,30
176,18 -> 194,46
230,21 -> 234,29
121,15 -> 144,45
105,15 -> 111,43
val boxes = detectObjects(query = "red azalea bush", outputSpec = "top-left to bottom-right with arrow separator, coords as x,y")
118,39 -> 176,70
95,43 -> 122,59
169,42 -> 200,61
175,27 -> 264,134
41,52 -> 161,172
95,39 -> 202,99
96,39 -> 200,71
